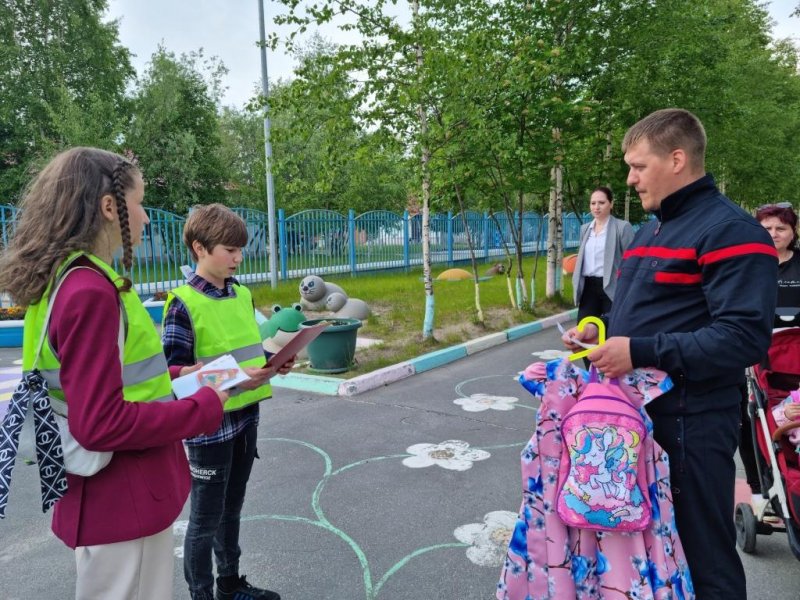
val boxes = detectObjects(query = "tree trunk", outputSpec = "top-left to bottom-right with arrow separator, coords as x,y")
412,0 -> 435,340
516,191 -> 527,307
624,187 -> 631,223
454,182 -> 484,324
489,210 -> 518,309
546,159 -> 564,297
530,215 -> 545,308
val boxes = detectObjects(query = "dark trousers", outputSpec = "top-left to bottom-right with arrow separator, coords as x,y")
577,277 -> 612,367
184,423 -> 258,600
739,388 -> 761,493
651,404 -> 746,600
577,276 -> 612,322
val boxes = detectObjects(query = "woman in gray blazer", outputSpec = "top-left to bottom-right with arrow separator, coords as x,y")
572,187 -> 634,323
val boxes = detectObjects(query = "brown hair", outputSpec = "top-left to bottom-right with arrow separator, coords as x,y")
622,109 -> 707,172
0,147 -> 139,306
183,203 -> 248,261
591,186 -> 614,203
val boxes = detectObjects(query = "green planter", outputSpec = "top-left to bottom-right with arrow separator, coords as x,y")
300,317 -> 362,374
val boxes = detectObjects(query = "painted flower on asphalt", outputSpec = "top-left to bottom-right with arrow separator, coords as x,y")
454,510 -> 517,567
532,349 -> 571,360
453,393 -> 518,412
402,440 -> 490,471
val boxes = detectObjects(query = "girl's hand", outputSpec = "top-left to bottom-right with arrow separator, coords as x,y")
179,362 -> 204,377
785,402 -> 800,421
178,363 -> 228,406
212,388 -> 229,407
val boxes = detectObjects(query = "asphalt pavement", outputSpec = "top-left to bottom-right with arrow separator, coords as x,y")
1,328 -> 798,600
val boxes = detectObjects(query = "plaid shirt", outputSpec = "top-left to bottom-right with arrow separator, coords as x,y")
162,272 -> 265,446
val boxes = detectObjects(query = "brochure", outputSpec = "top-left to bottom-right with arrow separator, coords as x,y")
172,353 -> 251,399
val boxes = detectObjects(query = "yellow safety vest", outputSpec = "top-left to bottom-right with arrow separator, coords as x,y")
165,283 -> 270,412
22,253 -> 174,415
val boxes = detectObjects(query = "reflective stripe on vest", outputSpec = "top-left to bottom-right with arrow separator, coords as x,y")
166,282 -> 271,412
22,253 -> 174,415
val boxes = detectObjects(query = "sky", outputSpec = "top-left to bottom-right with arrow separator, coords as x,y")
106,0 -> 799,109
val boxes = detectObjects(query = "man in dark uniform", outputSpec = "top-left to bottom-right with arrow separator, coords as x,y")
564,108 -> 778,599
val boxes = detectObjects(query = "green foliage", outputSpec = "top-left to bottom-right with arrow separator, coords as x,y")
217,106 -> 268,209
125,47 -> 228,213
0,0 -> 134,202
257,35 -> 411,214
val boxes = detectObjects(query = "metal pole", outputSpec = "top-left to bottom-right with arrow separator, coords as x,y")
258,0 -> 278,288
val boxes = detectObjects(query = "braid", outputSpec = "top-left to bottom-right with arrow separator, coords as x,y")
111,160 -> 133,271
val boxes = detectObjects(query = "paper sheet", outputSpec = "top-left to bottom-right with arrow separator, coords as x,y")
172,354 -> 251,399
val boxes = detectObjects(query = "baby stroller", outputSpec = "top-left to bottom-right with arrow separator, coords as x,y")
736,327 -> 800,559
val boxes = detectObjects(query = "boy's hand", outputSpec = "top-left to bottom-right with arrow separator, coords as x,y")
228,357 -> 299,392
238,365 -> 274,390
272,356 -> 297,376
785,402 -> 800,420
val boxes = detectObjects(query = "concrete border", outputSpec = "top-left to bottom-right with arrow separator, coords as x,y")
272,308 -> 578,397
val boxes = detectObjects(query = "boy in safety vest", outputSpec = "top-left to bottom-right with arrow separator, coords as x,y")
163,203 -> 294,600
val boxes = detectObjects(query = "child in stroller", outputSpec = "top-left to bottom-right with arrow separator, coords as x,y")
737,327 -> 800,559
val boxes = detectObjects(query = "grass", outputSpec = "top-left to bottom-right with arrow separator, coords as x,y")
250,256 -> 575,376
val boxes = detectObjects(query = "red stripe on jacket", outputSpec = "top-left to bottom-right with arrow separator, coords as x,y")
654,272 -> 703,284
623,246 -> 698,260
698,242 -> 778,266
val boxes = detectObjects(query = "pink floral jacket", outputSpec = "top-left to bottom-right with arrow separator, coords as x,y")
497,358 -> 695,600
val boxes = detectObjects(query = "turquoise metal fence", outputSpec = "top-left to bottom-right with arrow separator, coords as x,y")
0,204 -> 589,299
0,205 -> 18,249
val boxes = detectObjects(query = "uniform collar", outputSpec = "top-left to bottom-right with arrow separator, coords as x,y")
186,271 -> 240,296
653,174 -> 717,223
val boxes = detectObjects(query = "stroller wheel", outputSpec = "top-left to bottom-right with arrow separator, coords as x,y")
735,503 -> 758,553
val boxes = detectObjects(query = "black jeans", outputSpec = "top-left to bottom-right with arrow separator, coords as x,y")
184,423 -> 258,600
577,276 -> 612,323
651,404 -> 746,600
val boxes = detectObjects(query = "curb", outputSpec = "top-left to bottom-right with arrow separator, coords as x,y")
271,308 -> 578,397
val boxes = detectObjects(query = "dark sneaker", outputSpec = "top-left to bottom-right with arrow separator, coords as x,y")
215,575 -> 281,600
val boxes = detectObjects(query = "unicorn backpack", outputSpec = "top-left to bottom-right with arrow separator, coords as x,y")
556,367 -> 651,532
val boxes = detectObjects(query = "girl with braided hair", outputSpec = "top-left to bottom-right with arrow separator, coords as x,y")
0,147 -> 226,599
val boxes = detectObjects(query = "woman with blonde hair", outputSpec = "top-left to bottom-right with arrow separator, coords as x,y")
0,147 -> 225,599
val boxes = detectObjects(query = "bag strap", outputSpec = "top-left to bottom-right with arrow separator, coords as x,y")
33,266 -> 125,370
587,365 -> 620,387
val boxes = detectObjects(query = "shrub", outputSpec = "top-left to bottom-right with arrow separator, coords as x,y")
0,306 -> 26,321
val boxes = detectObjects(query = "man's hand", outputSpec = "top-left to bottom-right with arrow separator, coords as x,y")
587,336 -> 632,378
561,323 -> 599,351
